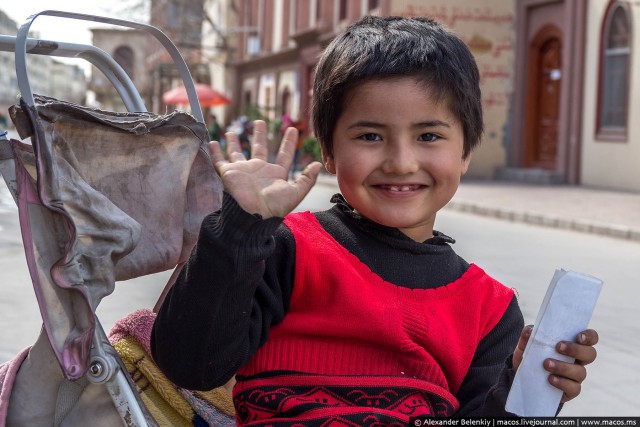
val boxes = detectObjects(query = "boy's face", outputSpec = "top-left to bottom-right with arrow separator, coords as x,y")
323,76 -> 470,242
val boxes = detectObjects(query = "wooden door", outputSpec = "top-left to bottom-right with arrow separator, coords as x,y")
525,28 -> 562,170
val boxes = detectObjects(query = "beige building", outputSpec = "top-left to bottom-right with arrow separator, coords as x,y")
89,28 -> 158,111
4,1 -> 639,192
223,0 -> 516,177
0,9 -> 87,114
202,0 -> 238,126
580,0 -> 640,192
391,1 -> 516,179
504,0 -> 638,192
505,0 -> 587,185
89,1 -> 210,114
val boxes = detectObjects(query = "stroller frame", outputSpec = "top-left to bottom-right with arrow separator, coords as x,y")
0,10 -> 215,427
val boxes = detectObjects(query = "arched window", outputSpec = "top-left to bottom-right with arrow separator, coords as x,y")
339,0 -> 348,21
281,87 -> 291,116
113,46 -> 135,82
597,1 -> 632,139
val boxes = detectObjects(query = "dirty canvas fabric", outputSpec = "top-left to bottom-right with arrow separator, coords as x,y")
7,94 -> 222,380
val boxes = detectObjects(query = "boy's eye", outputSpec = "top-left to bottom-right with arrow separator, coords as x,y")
359,133 -> 381,142
419,133 -> 440,142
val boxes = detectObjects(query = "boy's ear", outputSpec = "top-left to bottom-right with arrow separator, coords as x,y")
461,153 -> 472,176
321,146 -> 336,174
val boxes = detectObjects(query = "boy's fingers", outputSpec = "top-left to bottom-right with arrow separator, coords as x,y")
225,131 -> 245,161
556,340 -> 597,366
518,325 -> 533,350
556,329 -> 599,366
295,161 -> 323,189
275,127 -> 299,171
548,374 -> 582,403
251,120 -> 268,161
578,329 -> 599,346
512,325 -> 533,370
209,140 -> 225,166
545,357 -> 587,403
545,359 -> 587,383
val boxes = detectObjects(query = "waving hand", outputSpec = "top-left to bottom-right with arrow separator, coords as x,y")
209,120 -> 324,218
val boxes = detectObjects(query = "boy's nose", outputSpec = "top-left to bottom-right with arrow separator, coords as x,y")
382,141 -> 419,175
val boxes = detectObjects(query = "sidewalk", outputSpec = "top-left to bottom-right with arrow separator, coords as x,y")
314,174 -> 640,242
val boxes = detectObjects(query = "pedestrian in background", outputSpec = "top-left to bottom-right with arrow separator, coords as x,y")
238,118 -> 252,158
207,113 -> 224,149
0,113 -> 8,130
152,15 -> 599,424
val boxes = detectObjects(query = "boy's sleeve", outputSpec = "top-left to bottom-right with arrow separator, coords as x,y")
455,296 -> 524,417
150,192 -> 296,391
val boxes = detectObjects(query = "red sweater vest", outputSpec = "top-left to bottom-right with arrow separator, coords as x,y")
234,212 -> 514,425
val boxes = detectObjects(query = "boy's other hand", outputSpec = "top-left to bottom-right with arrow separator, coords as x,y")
512,325 -> 598,403
210,120 -> 324,218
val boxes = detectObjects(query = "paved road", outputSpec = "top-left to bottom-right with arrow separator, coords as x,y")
436,210 -> 640,417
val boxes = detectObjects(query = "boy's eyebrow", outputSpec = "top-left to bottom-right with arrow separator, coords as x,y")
414,120 -> 451,128
347,120 -> 452,129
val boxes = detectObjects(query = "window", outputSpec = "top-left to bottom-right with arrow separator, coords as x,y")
597,1 -> 632,139
113,46 -> 135,81
339,0 -> 348,21
281,87 -> 291,116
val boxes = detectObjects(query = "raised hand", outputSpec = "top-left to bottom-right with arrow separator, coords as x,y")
209,120 -> 324,219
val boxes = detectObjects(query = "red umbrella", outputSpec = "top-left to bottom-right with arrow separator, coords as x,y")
163,83 -> 232,107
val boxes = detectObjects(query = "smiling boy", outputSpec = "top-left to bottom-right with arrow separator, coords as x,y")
152,16 -> 598,425
325,76 -> 469,242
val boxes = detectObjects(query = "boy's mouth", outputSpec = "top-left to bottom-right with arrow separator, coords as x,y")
376,184 -> 425,192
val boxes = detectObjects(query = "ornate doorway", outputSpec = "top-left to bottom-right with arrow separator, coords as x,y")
525,25 -> 562,170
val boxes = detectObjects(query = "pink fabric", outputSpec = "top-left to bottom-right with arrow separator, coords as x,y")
108,308 -> 155,355
0,347 -> 30,427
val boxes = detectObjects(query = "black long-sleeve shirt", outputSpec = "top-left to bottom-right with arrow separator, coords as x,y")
151,193 -> 524,416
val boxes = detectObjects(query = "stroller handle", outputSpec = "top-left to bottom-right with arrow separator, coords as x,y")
1,33 -> 146,112
14,10 -> 205,123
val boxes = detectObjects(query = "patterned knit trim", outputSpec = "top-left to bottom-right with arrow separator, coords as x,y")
233,373 -> 457,426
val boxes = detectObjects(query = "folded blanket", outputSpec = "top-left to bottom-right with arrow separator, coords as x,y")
113,336 -> 193,426
108,309 -> 235,426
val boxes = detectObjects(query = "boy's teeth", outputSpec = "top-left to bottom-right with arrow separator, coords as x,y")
388,185 -> 416,191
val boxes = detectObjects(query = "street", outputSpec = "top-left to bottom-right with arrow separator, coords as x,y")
1,178 -> 638,416
435,210 -> 640,416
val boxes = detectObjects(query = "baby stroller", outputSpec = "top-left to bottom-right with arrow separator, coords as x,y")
0,10 -> 234,426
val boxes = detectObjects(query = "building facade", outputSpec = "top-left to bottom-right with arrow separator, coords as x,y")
202,0 -> 238,126
506,0 -> 639,192
225,0 -> 516,178
89,28 -> 157,111
0,9 -> 86,118
4,1 -> 638,192
506,0 -> 587,185
580,0 -> 640,192
392,0 -> 516,179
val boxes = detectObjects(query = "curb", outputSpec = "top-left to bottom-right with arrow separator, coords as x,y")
444,200 -> 640,242
313,173 -> 338,188
312,175 -> 640,242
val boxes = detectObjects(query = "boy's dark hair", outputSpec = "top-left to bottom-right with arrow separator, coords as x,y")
312,16 -> 483,159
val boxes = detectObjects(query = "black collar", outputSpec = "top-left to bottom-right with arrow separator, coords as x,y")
329,193 -> 456,245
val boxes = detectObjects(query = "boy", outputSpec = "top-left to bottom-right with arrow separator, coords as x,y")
152,16 -> 598,424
